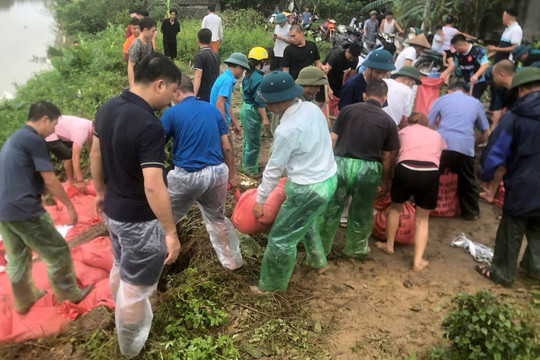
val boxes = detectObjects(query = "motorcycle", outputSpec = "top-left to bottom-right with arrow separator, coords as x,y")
414,49 -> 444,75
334,25 -> 362,48
314,18 -> 337,42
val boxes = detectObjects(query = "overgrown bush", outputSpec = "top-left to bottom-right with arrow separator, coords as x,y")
432,290 -> 539,360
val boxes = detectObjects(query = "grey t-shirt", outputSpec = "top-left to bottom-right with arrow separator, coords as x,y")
128,38 -> 153,64
0,125 -> 53,221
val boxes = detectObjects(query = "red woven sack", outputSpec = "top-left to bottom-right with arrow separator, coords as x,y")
371,202 -> 416,245
373,187 -> 392,211
430,169 -> 460,217
259,178 -> 287,224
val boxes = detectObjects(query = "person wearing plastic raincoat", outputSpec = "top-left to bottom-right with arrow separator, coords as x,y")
91,53 -> 181,357
240,47 -> 271,175
252,71 -> 337,292
161,75 -> 243,270
0,101 -> 93,315
320,79 -> 400,258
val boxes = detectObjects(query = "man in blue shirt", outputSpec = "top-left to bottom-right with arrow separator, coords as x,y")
0,101 -> 92,315
428,81 -> 490,220
210,52 -> 250,138
302,7 -> 311,28
162,75 -> 243,270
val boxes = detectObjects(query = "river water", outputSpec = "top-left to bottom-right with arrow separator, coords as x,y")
0,0 -> 59,97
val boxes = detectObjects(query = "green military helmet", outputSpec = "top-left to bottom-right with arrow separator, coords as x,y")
391,66 -> 422,85
257,71 -> 304,103
224,52 -> 250,70
296,66 -> 328,86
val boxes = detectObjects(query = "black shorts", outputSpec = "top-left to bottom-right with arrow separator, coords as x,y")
47,140 -> 73,160
390,162 -> 440,210
315,84 -> 325,103
444,49 -> 455,59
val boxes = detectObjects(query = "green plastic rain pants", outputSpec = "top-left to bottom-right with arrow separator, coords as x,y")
0,213 -> 83,313
259,175 -> 337,291
320,156 -> 382,258
240,102 -> 263,175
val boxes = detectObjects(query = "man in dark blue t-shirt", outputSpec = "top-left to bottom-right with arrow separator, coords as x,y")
0,101 -> 92,314
90,53 -> 181,357
161,75 -> 243,270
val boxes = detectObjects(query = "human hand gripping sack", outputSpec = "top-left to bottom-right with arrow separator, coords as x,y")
164,233 -> 181,265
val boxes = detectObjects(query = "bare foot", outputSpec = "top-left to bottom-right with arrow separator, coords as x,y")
413,259 -> 429,272
375,241 -> 394,255
249,285 -> 273,295
479,191 -> 494,203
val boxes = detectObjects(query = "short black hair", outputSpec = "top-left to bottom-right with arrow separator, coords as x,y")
208,5 -> 216,12
385,11 -> 394,16
139,17 -> 156,31
451,34 -> 467,45
435,25 -> 442,30
178,75 -> 194,93
197,28 -> 212,44
445,15 -> 455,24
138,8 -> 149,17
134,53 -> 182,85
170,8 -> 178,15
129,17 -> 140,26
492,59 -> 515,76
348,42 -> 362,57
28,101 -> 61,122
504,8 -> 518,18
366,78 -> 388,97
290,23 -> 303,33
449,81 -> 468,92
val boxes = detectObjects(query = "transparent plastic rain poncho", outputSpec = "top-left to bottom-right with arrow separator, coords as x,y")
259,175 -> 337,292
167,163 -> 243,270
319,156 -> 382,258
105,217 -> 167,357
110,265 -> 157,357
0,213 -> 83,313
240,102 -> 263,175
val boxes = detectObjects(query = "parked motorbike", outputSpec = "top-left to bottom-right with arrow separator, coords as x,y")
313,18 -> 337,42
334,25 -> 362,48
415,49 -> 444,75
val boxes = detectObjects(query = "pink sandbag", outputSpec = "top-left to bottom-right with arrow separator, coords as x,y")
373,187 -> 391,211
371,201 -> 416,245
232,178 -> 287,234
415,76 -> 444,116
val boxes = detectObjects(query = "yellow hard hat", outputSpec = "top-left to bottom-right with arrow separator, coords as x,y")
248,47 -> 269,60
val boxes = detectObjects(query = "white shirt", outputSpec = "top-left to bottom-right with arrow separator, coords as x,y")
432,34 -> 443,52
273,23 -> 291,57
393,46 -> 417,72
256,101 -> 337,203
501,22 -> 523,61
382,79 -> 415,126
201,12 -> 223,42
441,26 -> 458,50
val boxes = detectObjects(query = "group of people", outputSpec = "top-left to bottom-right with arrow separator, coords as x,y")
0,5 -> 539,358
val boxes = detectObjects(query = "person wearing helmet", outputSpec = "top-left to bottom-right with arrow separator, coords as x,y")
338,48 -> 396,110
240,47 -> 270,176
271,13 -> 292,71
383,65 -> 422,127
320,79 -> 399,259
512,45 -> 540,68
210,52 -> 250,139
295,66 -> 328,102
394,33 -> 431,72
252,71 -> 337,292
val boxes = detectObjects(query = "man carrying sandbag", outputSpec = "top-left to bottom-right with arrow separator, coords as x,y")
427,81 -> 490,220
252,71 -> 337,293
320,79 -> 399,258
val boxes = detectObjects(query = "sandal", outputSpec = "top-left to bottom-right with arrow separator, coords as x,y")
475,265 -> 512,287
475,264 -> 492,280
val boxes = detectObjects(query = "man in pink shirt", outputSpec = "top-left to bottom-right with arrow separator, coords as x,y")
46,115 -> 93,190
375,112 -> 446,271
